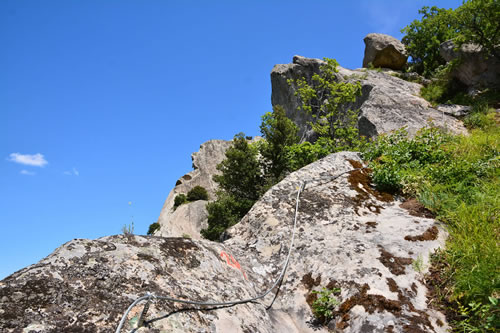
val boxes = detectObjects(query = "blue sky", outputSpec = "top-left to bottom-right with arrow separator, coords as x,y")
1,0 -> 462,279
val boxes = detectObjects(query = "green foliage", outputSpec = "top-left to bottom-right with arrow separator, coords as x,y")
463,101 -> 493,129
290,58 -> 363,148
214,133 -> 264,202
259,105 -> 299,183
285,137 -> 338,171
454,0 -> 500,59
147,222 -> 160,235
363,127 -> 451,193
186,185 -> 209,202
364,121 -> 500,331
401,6 -> 457,77
201,192 -> 243,241
455,297 -> 499,332
173,193 -> 187,209
311,287 -> 341,322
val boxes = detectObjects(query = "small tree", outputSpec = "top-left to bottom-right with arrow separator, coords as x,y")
213,133 -> 265,203
259,105 -> 299,182
187,185 -> 209,201
290,58 -> 362,150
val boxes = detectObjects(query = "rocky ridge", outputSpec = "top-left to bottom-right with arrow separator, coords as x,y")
271,55 -> 467,142
1,152 -> 450,332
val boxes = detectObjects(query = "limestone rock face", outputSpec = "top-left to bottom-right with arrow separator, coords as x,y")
156,139 -> 233,239
362,33 -> 408,70
1,152 -> 450,332
440,40 -> 500,90
271,56 -> 467,141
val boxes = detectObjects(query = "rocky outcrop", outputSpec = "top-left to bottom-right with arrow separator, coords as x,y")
362,33 -> 408,70
440,40 -> 500,90
271,56 -> 467,141
1,152 -> 450,332
156,139 -> 233,239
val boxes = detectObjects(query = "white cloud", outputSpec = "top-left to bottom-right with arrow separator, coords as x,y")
8,153 -> 48,167
20,170 -> 36,176
64,167 -> 79,176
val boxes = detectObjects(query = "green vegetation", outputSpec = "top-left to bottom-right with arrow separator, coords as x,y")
363,110 -> 499,331
401,6 -> 457,77
289,58 -> 363,149
173,186 -> 209,210
173,193 -> 187,209
147,221 -> 160,235
311,287 -> 341,322
259,105 -> 300,183
401,0 -> 500,78
187,185 -> 209,202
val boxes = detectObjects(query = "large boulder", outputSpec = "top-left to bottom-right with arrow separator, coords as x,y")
271,56 -> 467,141
1,152 -> 450,332
362,33 -> 408,70
440,40 -> 500,90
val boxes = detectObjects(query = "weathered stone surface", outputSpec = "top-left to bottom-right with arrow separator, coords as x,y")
440,40 -> 500,89
363,33 -> 408,70
271,56 -> 467,141
156,139 -> 233,238
1,152 -> 450,332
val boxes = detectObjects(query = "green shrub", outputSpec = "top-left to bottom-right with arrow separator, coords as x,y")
311,287 -> 341,322
173,193 -> 187,209
201,192 -> 244,241
186,185 -> 209,202
147,222 -> 160,235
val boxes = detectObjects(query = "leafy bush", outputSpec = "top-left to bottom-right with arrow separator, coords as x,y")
286,137 -> 338,171
173,193 -> 187,209
147,222 -> 160,235
186,185 -> 209,202
311,287 -> 341,322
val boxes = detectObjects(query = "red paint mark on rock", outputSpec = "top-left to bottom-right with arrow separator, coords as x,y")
220,251 -> 247,280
